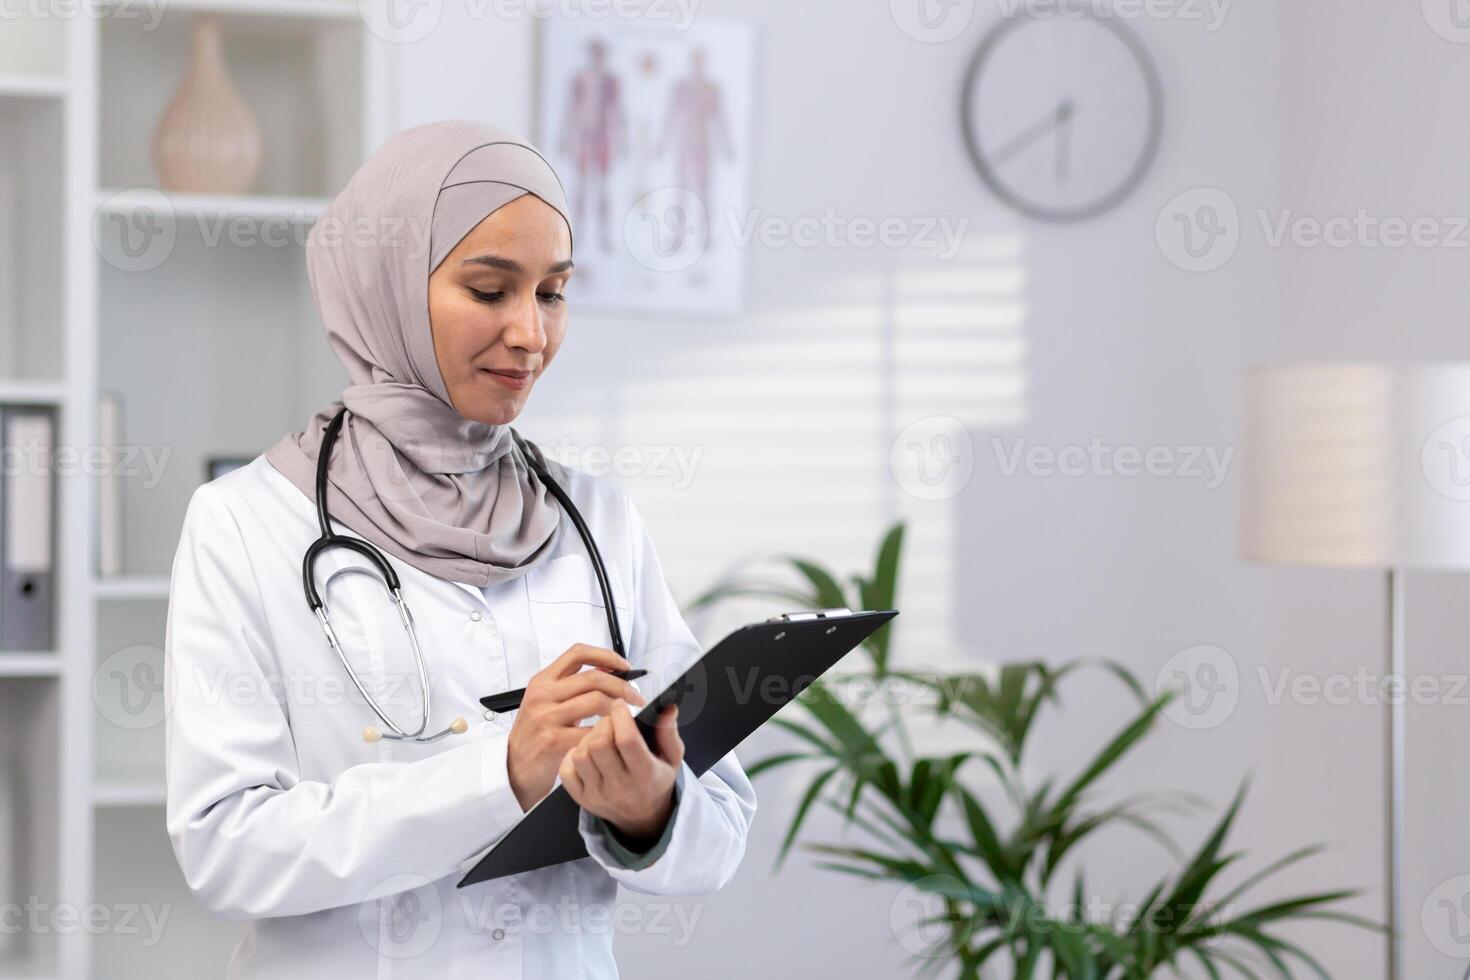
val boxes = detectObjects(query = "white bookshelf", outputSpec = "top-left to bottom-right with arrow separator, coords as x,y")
0,5 -> 389,978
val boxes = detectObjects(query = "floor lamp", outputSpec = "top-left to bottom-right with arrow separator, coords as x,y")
1241,362 -> 1470,980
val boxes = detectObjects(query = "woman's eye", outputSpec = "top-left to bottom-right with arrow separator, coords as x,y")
468,288 -> 563,305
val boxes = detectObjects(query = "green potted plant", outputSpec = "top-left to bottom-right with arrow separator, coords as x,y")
690,524 -> 1373,979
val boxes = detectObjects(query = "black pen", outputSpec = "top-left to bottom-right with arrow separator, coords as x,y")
478,668 -> 648,715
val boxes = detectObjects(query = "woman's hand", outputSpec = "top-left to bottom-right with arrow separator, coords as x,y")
561,700 -> 683,847
506,644 -> 646,811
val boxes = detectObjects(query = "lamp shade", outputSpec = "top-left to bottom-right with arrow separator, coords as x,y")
1241,362 -> 1470,570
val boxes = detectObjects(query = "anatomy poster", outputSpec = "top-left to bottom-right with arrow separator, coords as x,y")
539,19 -> 754,317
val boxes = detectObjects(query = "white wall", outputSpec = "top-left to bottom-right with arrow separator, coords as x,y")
391,1 -> 1461,976
1275,3 -> 1470,976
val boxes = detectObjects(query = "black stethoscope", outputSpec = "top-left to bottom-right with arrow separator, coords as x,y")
302,406 -> 625,743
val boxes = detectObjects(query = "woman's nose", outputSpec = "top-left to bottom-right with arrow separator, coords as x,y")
501,293 -> 548,352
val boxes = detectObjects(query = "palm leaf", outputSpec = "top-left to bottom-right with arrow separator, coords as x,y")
773,765 -> 841,869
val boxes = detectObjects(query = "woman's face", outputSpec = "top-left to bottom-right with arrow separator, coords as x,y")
427,194 -> 574,425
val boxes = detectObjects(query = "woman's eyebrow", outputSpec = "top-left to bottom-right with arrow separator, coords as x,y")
461,255 -> 575,275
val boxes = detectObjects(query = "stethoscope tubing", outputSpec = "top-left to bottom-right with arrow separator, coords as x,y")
303,406 -> 622,743
509,428 -> 625,659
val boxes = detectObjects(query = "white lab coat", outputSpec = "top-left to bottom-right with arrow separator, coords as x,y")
163,455 -> 756,979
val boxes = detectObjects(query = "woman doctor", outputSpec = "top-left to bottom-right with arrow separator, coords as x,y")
163,120 -> 756,979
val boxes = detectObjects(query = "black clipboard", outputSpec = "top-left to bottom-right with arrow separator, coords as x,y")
457,607 -> 898,888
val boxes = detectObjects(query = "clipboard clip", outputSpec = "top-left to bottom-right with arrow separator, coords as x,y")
766,607 -> 853,623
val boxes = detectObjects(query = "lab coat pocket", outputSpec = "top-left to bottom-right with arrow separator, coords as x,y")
525,552 -> 631,670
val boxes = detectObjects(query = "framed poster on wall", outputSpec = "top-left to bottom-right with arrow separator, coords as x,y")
538,18 -> 755,317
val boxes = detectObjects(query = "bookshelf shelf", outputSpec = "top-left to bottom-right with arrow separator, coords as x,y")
92,779 -> 166,809
0,382 -> 66,405
101,0 -> 360,19
95,188 -> 329,224
0,73 -> 66,100
91,577 -> 172,602
0,653 -> 63,678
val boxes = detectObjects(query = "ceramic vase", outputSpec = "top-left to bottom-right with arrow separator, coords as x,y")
152,16 -> 262,194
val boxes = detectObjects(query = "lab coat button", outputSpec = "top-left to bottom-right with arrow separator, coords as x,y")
470,610 -> 482,622
492,928 -> 506,941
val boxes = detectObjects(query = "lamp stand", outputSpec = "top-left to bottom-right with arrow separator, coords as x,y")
1386,567 -> 1405,980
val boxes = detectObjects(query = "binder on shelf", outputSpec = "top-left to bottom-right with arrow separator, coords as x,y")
0,161 -> 17,372
97,391 -> 123,578
0,403 -> 57,652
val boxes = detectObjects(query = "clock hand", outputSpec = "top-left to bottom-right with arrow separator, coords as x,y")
991,100 -> 1068,168
1056,100 -> 1075,184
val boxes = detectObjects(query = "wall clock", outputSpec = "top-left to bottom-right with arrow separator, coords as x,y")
961,13 -> 1163,222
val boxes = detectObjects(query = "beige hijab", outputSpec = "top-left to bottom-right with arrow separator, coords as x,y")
265,120 -> 574,588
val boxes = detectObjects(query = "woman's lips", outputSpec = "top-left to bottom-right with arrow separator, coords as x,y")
481,368 -> 531,391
